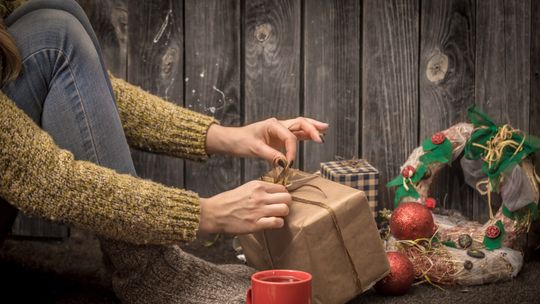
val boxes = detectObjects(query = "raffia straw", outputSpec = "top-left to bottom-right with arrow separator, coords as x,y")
475,179 -> 495,220
471,124 -> 525,167
471,124 -> 526,220
396,231 -> 459,288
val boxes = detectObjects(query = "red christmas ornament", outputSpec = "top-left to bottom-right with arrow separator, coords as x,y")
431,132 -> 446,145
424,197 -> 436,209
401,165 -> 415,178
485,225 -> 501,239
390,202 -> 436,240
374,251 -> 415,296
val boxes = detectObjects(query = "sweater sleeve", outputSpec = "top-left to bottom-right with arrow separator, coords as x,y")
109,73 -> 218,161
0,92 -> 201,245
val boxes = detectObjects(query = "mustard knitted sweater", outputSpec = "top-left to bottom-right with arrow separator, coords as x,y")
0,74 -> 217,245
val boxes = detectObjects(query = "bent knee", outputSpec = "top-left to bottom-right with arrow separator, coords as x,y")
8,9 -> 97,62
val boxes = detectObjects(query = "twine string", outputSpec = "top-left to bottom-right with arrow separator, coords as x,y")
260,157 -> 363,293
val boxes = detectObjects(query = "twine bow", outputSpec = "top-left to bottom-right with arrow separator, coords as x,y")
334,156 -> 366,169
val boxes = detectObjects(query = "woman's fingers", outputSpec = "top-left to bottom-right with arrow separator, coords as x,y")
267,119 -> 297,162
303,117 -> 329,131
263,203 -> 290,217
261,182 -> 288,194
287,118 -> 322,143
282,117 -> 328,143
254,143 -> 288,164
264,192 -> 292,205
256,216 -> 285,230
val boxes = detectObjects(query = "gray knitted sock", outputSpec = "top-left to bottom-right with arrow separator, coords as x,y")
100,239 -> 254,304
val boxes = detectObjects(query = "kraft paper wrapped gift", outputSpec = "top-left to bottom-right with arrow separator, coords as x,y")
321,159 -> 379,217
239,169 -> 389,304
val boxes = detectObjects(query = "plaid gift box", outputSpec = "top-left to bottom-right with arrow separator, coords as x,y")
320,159 -> 379,217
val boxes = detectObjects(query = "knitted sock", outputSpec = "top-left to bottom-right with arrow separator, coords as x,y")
99,239 -> 254,304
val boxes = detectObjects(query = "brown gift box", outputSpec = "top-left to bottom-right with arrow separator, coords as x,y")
239,170 -> 389,304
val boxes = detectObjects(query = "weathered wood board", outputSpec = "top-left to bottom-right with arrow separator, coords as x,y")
184,0 -> 242,197
362,0 -> 420,211
127,0 -> 185,188
475,0 -> 531,221
303,0 -> 361,172
419,0 -> 477,219
243,0 -> 301,180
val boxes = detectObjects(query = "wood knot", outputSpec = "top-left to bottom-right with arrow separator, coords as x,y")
426,51 -> 449,83
255,23 -> 272,42
160,47 -> 179,77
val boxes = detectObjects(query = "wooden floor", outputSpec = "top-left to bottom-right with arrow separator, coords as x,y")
1,233 -> 540,304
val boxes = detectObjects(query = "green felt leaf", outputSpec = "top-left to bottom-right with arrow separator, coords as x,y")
483,220 -> 505,251
530,204 -> 539,221
411,164 -> 428,183
510,203 -> 540,222
422,138 -> 437,151
467,105 -> 497,128
442,240 -> 457,248
394,184 -> 419,208
440,139 -> 453,160
420,153 -> 449,165
502,206 -> 515,220
420,139 -> 453,165
386,175 -> 404,187
497,219 -> 505,234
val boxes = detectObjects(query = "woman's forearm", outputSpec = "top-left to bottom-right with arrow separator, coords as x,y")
0,92 -> 201,245
109,73 -> 217,161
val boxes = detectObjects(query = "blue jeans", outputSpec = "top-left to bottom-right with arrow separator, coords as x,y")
2,0 -> 136,176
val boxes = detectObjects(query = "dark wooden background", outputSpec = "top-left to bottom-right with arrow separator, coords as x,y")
12,0 -> 540,237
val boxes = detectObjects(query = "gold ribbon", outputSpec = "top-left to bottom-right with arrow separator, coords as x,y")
260,157 -> 364,293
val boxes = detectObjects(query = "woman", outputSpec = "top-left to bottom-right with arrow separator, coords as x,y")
0,0 -> 328,302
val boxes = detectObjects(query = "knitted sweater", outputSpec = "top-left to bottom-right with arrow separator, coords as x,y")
0,74 -> 217,245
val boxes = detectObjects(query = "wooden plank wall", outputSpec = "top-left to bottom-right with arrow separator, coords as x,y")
11,0 -> 539,237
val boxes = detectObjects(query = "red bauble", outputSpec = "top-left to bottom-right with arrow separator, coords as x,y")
401,165 -> 416,178
485,225 -> 501,239
374,251 -> 415,296
431,132 -> 446,145
390,202 -> 436,240
424,197 -> 436,209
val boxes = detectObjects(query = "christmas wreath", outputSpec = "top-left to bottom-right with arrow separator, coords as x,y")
381,106 -> 540,289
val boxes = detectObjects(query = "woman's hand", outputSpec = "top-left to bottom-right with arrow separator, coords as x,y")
206,117 -> 328,163
198,181 -> 291,235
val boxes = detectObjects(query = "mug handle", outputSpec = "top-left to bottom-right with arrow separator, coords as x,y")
246,287 -> 252,304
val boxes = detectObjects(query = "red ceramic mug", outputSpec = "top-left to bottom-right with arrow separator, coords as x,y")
246,269 -> 312,304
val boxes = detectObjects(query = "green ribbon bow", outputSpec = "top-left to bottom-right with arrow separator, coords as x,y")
464,106 -> 540,190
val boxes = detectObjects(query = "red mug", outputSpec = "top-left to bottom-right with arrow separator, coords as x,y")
246,269 -> 312,304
